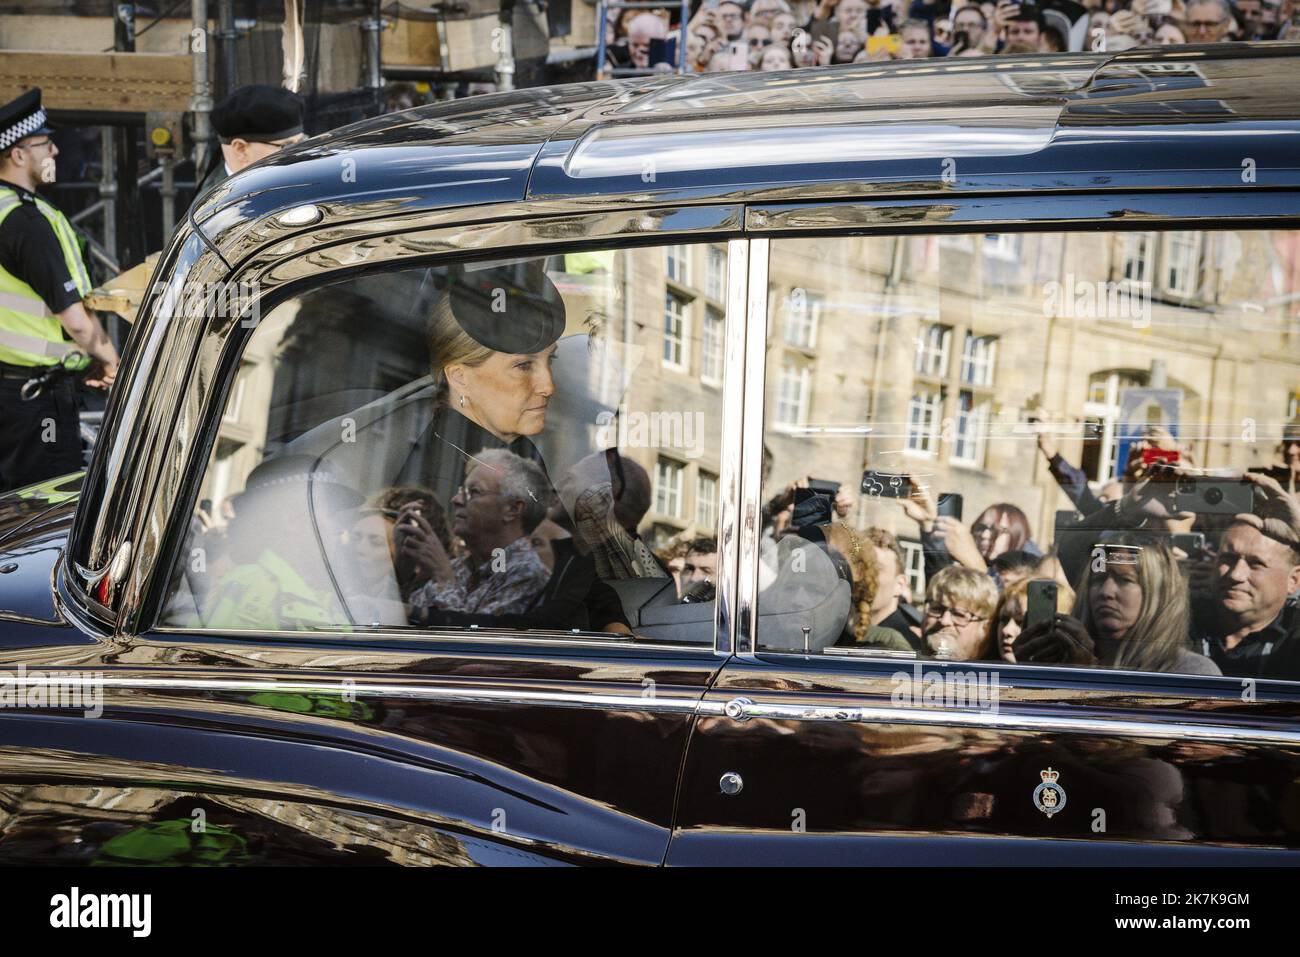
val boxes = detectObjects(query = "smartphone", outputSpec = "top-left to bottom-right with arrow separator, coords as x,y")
1172,476 -> 1254,515
1141,448 -> 1180,467
1170,532 -> 1207,557
791,487 -> 835,530
807,478 -> 841,496
1055,509 -> 1082,533
861,470 -> 911,498
1143,0 -> 1172,14
937,493 -> 963,521
1025,579 -> 1058,632
866,34 -> 902,56
648,36 -> 677,67
810,18 -> 840,48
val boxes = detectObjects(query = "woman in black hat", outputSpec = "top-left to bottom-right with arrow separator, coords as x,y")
392,262 -> 631,633
427,263 -> 565,444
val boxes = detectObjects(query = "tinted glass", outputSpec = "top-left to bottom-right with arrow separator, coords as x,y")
757,229 -> 1300,681
161,244 -> 731,642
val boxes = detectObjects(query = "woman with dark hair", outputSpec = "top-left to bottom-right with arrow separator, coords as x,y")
900,478 -> 1041,584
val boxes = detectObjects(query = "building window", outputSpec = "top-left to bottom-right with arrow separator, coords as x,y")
774,360 -> 811,428
701,306 -> 724,385
783,290 -> 821,350
655,457 -> 685,519
914,323 -> 951,377
696,470 -> 718,531
666,244 -> 690,286
705,245 -> 725,302
960,333 -> 997,388
1121,232 -> 1154,284
983,233 -> 1022,261
1164,231 -> 1202,298
900,537 -> 926,599
222,363 -> 251,424
952,390 -> 989,466
1080,370 -> 1148,483
906,386 -> 944,454
663,292 -> 690,370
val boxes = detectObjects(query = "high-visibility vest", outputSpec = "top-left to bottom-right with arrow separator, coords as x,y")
0,185 -> 92,368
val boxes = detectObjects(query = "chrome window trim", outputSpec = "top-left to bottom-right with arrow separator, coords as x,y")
745,190 -> 1300,234
9,673 -> 708,716
149,625 -> 722,656
734,238 -> 769,658
714,238 -> 750,656
16,668 -> 1295,747
707,695 -> 1300,748
113,202 -> 747,642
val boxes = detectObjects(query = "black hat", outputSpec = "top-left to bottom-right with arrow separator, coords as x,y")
0,89 -> 54,152
211,84 -> 304,144
446,261 -> 566,354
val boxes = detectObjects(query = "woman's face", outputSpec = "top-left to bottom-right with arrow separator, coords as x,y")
1088,563 -> 1144,641
771,13 -> 797,43
452,343 -> 557,440
997,598 -> 1025,662
1283,437 -> 1300,472
972,507 -> 1015,561
760,46 -> 792,70
899,25 -> 931,58
350,513 -> 395,584
835,30 -> 863,62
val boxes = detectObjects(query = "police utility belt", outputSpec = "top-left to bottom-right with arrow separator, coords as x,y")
0,351 -> 86,400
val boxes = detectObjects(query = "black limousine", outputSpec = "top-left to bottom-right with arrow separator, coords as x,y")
1,44 -> 1300,865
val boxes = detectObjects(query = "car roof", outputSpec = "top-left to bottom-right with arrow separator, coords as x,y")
192,43 -> 1300,258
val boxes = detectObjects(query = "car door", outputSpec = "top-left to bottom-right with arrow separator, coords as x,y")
668,204 -> 1300,864
2,230 -> 753,866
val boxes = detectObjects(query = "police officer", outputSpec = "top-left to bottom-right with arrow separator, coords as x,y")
192,84 -> 306,208
0,89 -> 120,492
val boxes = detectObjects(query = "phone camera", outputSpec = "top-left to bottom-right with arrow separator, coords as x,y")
1202,485 -> 1224,506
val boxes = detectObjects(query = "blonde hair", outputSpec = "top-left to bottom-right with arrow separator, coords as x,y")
926,564 -> 998,659
823,523 -> 881,643
1073,534 -> 1191,673
426,292 -> 493,398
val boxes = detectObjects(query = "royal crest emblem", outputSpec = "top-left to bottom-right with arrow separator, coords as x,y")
1033,767 -> 1066,818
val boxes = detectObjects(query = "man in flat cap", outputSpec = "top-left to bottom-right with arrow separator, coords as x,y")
0,89 -> 120,492
191,84 -> 306,213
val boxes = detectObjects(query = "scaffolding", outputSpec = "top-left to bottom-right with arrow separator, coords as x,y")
0,0 -> 601,280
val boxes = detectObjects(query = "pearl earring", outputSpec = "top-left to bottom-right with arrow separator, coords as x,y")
459,394 -> 465,408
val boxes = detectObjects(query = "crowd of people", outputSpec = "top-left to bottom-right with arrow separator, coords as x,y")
755,419 -> 1300,679
606,0 -> 1298,74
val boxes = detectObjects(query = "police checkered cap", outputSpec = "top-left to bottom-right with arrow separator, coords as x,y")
0,89 -> 54,151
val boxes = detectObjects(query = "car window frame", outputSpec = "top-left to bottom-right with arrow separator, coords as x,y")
733,189 -> 1300,695
130,207 -> 748,659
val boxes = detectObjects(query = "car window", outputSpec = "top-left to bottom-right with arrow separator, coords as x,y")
160,243 -> 732,642
757,228 -> 1300,682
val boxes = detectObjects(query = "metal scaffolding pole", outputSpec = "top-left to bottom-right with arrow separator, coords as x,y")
192,0 -> 214,181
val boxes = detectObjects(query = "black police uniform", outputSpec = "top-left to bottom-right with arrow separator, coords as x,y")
0,90 -> 90,491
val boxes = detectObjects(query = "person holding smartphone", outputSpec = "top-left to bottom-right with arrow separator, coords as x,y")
1014,536 -> 1220,675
